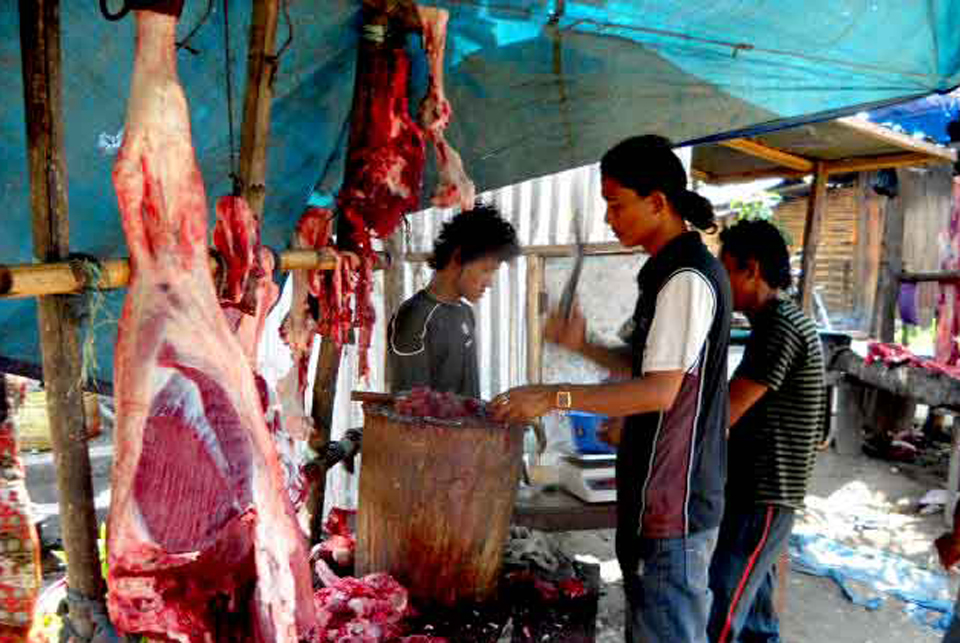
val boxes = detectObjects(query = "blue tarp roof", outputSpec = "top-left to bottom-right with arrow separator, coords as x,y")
868,93 -> 960,145
3,1 -> 960,386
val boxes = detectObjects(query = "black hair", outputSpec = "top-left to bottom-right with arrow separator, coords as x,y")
428,203 -> 520,270
719,219 -> 792,290
600,135 -> 716,232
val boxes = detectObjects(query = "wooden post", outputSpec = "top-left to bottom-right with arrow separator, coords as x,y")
799,162 -> 828,314
18,0 -> 104,619
873,177 -> 904,342
525,255 -> 544,384
382,234 -> 405,391
237,0 -> 280,219
307,339 -> 343,543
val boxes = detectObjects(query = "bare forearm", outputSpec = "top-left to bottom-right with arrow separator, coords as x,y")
563,372 -> 682,417
576,340 -> 633,376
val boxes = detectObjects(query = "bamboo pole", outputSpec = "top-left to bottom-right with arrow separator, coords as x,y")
237,0 -> 280,219
0,248 -> 388,300
18,0 -> 104,625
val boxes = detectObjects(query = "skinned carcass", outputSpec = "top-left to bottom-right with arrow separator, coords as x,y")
107,10 -> 314,643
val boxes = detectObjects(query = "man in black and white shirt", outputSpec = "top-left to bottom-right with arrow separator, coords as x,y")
493,136 -> 732,643
708,220 -> 824,643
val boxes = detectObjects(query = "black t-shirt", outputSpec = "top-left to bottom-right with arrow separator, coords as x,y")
386,290 -> 480,398
728,298 -> 825,509
617,232 -> 732,540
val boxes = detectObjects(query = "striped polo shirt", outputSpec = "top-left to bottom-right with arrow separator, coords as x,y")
728,297 -> 825,509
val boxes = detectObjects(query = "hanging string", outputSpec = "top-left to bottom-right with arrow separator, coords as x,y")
176,0 -> 215,54
222,0 -> 240,194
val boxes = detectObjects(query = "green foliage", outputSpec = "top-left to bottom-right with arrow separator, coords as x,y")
730,190 -> 793,246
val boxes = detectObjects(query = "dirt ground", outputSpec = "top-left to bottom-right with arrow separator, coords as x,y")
551,449 -> 958,643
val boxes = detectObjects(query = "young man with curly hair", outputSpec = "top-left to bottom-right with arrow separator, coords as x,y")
387,204 -> 519,396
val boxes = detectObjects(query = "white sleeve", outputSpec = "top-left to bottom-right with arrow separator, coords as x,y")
642,270 -> 717,374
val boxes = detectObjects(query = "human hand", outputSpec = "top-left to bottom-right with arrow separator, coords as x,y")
490,386 -> 556,424
544,304 -> 586,352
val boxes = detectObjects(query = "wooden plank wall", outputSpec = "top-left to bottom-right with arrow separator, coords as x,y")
775,186 -> 862,327
898,166 -> 953,327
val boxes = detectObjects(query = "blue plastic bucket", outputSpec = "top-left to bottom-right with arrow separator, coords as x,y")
568,411 -> 616,454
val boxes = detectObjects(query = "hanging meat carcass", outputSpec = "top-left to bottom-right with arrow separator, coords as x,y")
213,203 -> 308,510
294,5 -> 472,381
107,10 -> 314,643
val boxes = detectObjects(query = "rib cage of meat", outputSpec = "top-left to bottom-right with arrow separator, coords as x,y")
107,11 -> 314,643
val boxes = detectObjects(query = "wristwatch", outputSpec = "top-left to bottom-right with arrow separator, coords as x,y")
555,389 -> 572,411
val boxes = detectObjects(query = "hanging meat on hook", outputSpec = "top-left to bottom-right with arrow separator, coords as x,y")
417,5 -> 475,211
290,3 -> 472,381
107,9 -> 314,643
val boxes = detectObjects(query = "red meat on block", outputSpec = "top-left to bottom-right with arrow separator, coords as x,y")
107,11 -> 314,643
311,560 -> 448,643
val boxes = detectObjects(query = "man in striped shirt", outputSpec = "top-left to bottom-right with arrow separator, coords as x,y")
708,220 -> 825,643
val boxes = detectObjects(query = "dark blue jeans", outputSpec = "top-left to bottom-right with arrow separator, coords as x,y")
618,527 -> 719,643
943,594 -> 960,643
707,504 -> 795,643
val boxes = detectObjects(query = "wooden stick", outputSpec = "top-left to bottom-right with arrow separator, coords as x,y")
0,248 -> 388,300
719,138 -> 815,172
351,391 -> 393,404
237,0 -> 280,219
824,152 -> 952,175
900,270 -> 960,283
799,162 -> 828,314
404,241 -> 641,263
19,0 -> 105,608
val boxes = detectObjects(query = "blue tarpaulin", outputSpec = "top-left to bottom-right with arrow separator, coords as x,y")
3,1 -> 960,384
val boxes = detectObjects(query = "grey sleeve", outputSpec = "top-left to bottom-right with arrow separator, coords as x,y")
386,312 -> 434,394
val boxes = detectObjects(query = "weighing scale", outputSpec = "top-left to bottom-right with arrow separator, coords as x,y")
559,450 -> 617,503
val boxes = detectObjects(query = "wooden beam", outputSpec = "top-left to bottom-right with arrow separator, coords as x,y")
825,152 -> 951,175
696,166 -> 811,185
307,338 -> 343,544
404,241 -> 642,263
719,138 -> 815,172
798,162 -> 828,313
837,117 -> 957,163
237,0 -> 280,219
0,248 -> 388,300
874,180 -> 904,342
899,270 -> 960,283
525,255 -> 544,384
832,349 -> 960,410
18,0 -> 104,610
381,233 -> 404,391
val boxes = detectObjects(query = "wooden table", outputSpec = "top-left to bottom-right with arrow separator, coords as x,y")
513,488 -> 617,532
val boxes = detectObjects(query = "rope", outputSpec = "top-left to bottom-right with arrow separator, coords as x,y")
58,588 -> 119,643
222,0 -> 240,194
275,0 -> 294,62
66,255 -> 115,392
176,0 -> 215,55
